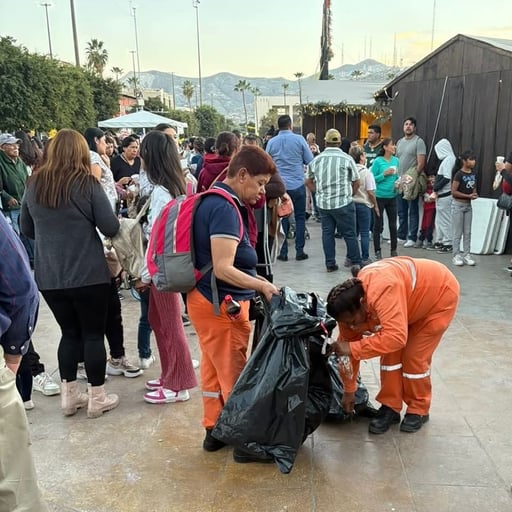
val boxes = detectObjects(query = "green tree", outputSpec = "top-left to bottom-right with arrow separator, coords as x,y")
194,105 -> 223,137
144,97 -> 168,113
350,69 -> 363,80
85,39 -> 108,76
182,80 -> 195,111
86,73 -> 120,123
126,75 -> 139,96
259,107 -> 279,138
111,66 -> 123,82
234,79 -> 251,132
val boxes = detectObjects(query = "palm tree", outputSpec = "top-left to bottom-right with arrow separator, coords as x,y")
282,82 -> 289,107
182,80 -> 195,111
126,76 -> 140,96
294,72 -> 304,105
111,66 -> 123,82
234,79 -> 251,132
351,69 -> 363,80
251,87 -> 261,131
85,38 -> 108,76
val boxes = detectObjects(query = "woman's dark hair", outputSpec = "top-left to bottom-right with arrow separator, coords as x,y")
15,130 -> 41,167
204,137 -> 216,154
83,127 -> 105,152
121,135 -> 139,149
105,135 -> 116,145
326,278 -> 365,319
378,137 -> 393,157
215,131 -> 239,157
453,150 -> 476,178
139,131 -> 186,198
154,123 -> 175,132
193,137 -> 205,153
226,146 -> 276,178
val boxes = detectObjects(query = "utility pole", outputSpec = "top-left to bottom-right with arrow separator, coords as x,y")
192,0 -> 203,106
130,50 -> 137,95
171,72 -> 176,109
40,3 -> 53,59
431,0 -> 437,51
132,7 -> 142,85
69,0 -> 80,66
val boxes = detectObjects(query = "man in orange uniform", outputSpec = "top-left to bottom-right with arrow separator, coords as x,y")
326,257 -> 459,434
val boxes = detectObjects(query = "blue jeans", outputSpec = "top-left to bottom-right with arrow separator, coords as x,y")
137,288 -> 152,359
319,202 -> 361,267
280,185 -> 307,258
355,203 -> 372,261
397,195 -> 419,241
4,209 -> 34,267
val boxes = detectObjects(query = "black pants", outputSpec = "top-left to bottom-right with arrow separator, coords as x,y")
26,341 -> 45,377
16,351 -> 33,402
373,197 -> 398,253
105,279 -> 125,359
42,283 -> 110,386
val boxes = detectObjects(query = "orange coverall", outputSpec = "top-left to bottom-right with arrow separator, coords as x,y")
338,256 -> 459,415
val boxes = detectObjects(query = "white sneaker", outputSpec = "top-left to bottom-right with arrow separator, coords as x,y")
139,354 -> 156,369
33,372 -> 61,396
24,400 -> 35,410
403,240 -> 415,248
397,238 -> 406,245
452,254 -> 464,266
463,255 -> 476,266
107,357 -> 143,378
77,362 -> 108,381
192,358 -> 200,369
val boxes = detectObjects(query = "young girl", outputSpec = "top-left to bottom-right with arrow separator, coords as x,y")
370,138 -> 399,260
451,150 -> 478,266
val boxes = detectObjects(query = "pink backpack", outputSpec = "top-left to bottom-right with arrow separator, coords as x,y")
146,186 -> 244,301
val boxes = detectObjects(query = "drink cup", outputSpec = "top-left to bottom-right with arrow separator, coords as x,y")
496,156 -> 505,164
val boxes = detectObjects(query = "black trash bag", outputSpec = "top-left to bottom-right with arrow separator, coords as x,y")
212,286 -> 334,474
325,354 -> 377,421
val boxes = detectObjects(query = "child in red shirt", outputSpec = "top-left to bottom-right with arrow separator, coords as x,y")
417,173 -> 436,248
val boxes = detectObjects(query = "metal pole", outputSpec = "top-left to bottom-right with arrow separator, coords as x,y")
192,1 -> 203,106
130,50 -> 137,95
431,0 -> 437,51
41,3 -> 53,59
132,7 -> 142,85
69,0 -> 80,66
171,72 -> 176,109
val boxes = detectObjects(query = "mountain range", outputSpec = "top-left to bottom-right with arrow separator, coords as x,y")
130,59 -> 402,121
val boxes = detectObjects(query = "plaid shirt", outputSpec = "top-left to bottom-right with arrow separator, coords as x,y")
307,148 -> 359,210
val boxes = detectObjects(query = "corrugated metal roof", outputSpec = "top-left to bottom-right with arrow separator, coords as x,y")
301,80 -> 386,105
466,35 -> 512,53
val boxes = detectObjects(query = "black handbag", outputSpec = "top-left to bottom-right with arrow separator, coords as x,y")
497,193 -> 512,211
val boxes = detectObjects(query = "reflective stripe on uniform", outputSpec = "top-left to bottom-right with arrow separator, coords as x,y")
380,363 -> 403,371
403,369 -> 431,379
202,391 -> 221,398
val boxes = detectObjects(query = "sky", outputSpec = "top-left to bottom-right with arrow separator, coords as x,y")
1,0 -> 511,80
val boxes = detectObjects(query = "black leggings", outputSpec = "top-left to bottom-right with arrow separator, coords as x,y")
42,284 -> 110,386
105,279 -> 125,359
373,197 -> 398,252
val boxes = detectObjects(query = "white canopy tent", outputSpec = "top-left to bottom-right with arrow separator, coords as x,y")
98,111 -> 187,134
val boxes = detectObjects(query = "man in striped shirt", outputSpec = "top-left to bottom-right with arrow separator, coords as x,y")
306,129 -> 362,272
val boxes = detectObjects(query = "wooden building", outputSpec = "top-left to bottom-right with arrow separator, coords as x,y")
376,34 -> 512,198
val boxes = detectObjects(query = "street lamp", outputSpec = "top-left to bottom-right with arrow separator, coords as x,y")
69,0 -> 80,66
192,0 -> 203,106
131,6 -> 142,87
40,2 -> 53,59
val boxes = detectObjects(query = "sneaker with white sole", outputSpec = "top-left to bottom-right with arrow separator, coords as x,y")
463,255 -> 476,266
24,400 -> 35,410
403,240 -> 415,248
33,372 -> 61,396
145,377 -> 162,391
139,354 -> 156,369
397,238 -> 406,245
106,357 -> 143,378
77,363 -> 108,381
452,254 -> 464,266
143,388 -> 190,404
192,358 -> 200,369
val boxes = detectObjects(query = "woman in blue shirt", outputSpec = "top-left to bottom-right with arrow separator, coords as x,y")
370,138 -> 399,260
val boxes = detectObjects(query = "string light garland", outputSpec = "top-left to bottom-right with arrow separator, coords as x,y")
299,101 -> 392,119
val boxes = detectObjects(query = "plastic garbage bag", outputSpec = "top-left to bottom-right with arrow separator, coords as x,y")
212,286 -> 334,474
325,355 -> 376,421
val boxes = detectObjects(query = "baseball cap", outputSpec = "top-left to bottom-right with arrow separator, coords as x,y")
324,129 -> 341,143
0,133 -> 21,146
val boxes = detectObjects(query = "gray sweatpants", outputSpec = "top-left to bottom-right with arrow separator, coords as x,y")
451,200 -> 472,256
435,195 -> 452,245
